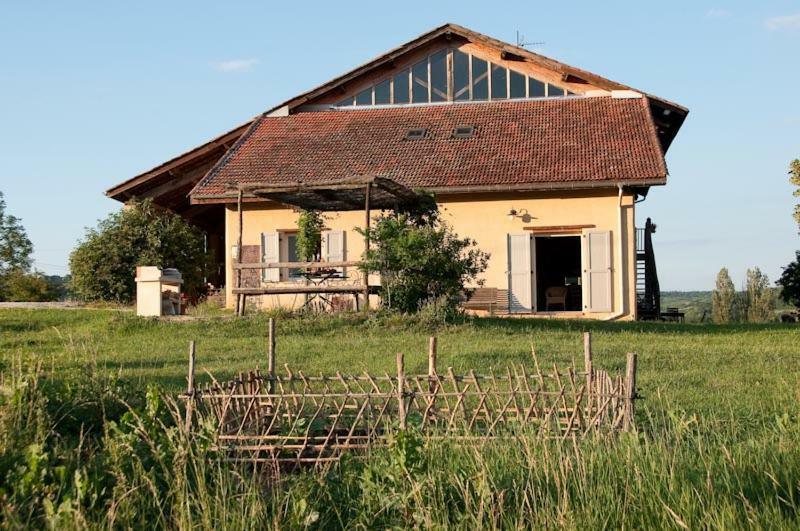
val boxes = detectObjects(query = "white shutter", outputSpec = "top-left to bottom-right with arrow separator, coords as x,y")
583,230 -> 612,312
507,233 -> 535,313
323,230 -> 346,275
261,232 -> 280,282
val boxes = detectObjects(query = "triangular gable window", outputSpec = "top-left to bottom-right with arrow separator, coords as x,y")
336,48 -> 572,107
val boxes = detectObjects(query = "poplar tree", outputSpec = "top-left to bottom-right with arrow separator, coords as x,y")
744,267 -> 775,323
711,267 -> 736,323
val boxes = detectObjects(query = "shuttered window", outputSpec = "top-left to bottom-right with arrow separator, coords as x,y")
323,230 -> 346,275
260,232 -> 280,282
583,231 -> 612,312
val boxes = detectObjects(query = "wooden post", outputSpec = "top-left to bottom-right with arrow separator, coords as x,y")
184,340 -> 196,434
235,189 -> 244,316
583,332 -> 593,415
623,352 -> 637,432
363,183 -> 371,312
397,352 -> 406,429
267,318 -> 276,395
428,336 -> 438,395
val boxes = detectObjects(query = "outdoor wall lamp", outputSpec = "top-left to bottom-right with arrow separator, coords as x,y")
507,208 -> 531,222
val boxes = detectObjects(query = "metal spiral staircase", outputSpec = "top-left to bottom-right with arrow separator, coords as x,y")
635,218 -> 661,320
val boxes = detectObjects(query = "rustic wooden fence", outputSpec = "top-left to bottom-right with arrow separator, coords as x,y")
181,320 -> 638,465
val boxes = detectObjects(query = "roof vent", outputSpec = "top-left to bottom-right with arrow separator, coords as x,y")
452,126 -> 475,139
404,128 -> 428,140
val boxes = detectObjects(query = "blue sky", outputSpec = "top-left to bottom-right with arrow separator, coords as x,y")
0,1 -> 798,290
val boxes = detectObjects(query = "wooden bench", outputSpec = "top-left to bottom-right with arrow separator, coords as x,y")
461,288 -> 509,314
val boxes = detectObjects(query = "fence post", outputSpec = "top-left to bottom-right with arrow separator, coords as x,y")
623,352 -> 637,432
583,332 -> 593,415
397,352 -> 407,430
428,336 -> 437,390
184,340 -> 196,434
267,317 -> 276,395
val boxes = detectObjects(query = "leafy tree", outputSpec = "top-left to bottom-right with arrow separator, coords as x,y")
0,269 -> 58,302
744,267 -> 775,323
0,191 -> 33,275
296,210 -> 325,262
69,199 -> 209,303
711,268 -> 736,323
357,193 -> 489,314
777,251 -> 800,309
790,159 -> 800,231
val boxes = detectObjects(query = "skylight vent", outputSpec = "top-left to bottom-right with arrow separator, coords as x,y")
404,128 -> 428,140
452,126 -> 476,139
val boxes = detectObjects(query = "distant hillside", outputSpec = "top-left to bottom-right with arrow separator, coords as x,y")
661,290 -> 792,322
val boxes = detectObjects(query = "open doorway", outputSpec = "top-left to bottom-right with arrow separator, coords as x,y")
535,236 -> 582,311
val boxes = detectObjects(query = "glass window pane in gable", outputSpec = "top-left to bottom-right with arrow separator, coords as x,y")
471,56 -> 488,100
510,70 -> 526,99
490,63 -> 507,99
453,49 -> 469,101
412,59 -> 429,103
548,84 -> 565,97
374,79 -> 390,104
430,49 -> 447,102
336,97 -> 354,107
393,70 -> 409,104
355,87 -> 372,106
528,77 -> 545,98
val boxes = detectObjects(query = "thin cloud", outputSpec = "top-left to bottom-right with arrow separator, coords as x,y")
705,8 -> 730,19
765,13 -> 800,30
211,58 -> 259,72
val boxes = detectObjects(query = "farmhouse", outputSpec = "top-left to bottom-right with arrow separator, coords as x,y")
106,23 -> 687,320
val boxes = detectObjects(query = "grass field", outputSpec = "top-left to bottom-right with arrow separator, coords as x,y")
1,308 -> 799,528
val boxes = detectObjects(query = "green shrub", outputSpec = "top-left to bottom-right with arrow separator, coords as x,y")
69,199 -> 209,303
296,210 -> 325,262
358,193 -> 489,314
0,270 -> 59,302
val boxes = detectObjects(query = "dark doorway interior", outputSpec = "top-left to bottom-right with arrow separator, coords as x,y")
535,236 -> 582,311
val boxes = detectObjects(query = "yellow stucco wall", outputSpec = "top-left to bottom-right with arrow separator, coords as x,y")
224,189 -> 638,319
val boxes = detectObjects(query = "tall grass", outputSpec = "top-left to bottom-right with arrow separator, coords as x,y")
1,361 -> 798,529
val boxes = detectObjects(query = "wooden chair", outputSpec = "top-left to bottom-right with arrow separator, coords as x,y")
545,286 -> 568,311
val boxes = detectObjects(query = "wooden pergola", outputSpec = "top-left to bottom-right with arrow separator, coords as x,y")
231,176 -> 421,316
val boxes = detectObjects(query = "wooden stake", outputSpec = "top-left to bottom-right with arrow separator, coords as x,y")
235,189 -> 244,316
428,336 -> 438,405
397,352 -> 406,429
623,352 -> 637,432
363,183 -> 371,312
583,332 -> 593,416
184,340 -> 196,434
428,337 -> 437,376
268,317 -> 276,395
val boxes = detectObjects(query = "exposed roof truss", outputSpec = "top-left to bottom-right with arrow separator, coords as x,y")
232,176 -> 421,211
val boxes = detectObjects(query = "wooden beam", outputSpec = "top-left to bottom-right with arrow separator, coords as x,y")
143,163 -> 211,200
235,190 -> 244,316
233,260 -> 362,270
233,285 -> 376,295
524,224 -> 596,234
363,182 -> 371,311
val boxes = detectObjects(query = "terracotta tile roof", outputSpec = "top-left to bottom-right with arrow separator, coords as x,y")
190,97 -> 667,201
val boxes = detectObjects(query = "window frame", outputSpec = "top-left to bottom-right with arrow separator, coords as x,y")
334,48 -> 574,108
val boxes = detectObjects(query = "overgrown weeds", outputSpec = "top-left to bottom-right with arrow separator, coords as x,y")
1,360 -> 799,529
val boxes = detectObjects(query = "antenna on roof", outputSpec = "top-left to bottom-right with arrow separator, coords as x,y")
515,30 -> 544,49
